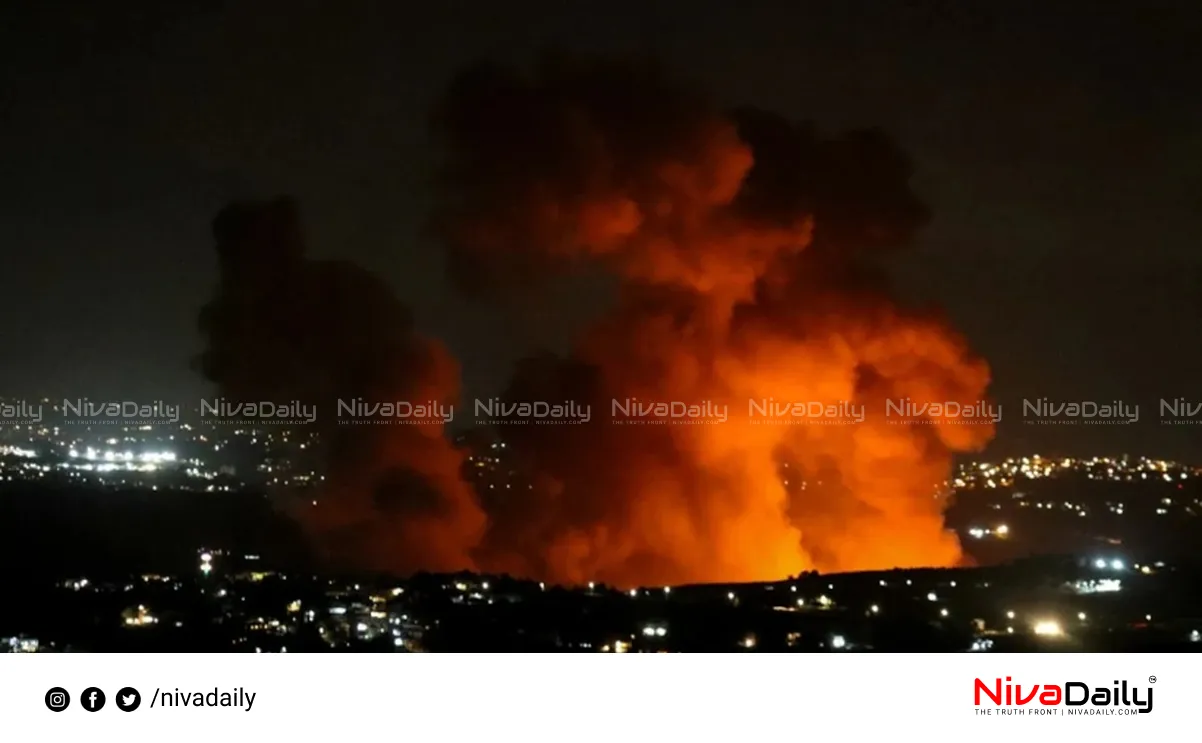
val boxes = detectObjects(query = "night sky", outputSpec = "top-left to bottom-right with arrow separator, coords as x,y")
2,1 -> 1200,460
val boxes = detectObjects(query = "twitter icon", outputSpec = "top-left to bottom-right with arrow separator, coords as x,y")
115,687 -> 141,712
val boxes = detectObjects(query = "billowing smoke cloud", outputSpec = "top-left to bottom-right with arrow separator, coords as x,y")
196,198 -> 485,573
196,54 -> 993,587
432,54 -> 994,586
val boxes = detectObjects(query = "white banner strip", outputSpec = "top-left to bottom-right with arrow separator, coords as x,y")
1,653 -> 1189,740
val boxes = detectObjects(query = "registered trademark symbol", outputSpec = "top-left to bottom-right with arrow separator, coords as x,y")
1149,676 -> 1157,684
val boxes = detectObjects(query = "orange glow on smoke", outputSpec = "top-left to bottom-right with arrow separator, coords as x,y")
205,55 -> 999,587
432,54 -> 995,586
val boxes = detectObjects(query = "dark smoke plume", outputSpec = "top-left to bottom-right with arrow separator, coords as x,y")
197,198 -> 484,573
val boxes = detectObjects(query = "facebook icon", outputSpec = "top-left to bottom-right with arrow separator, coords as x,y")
81,687 -> 106,712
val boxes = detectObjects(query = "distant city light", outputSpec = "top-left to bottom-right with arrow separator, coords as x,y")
830,635 -> 846,649
1073,578 -> 1122,594
870,605 -> 879,614
927,592 -> 938,602
1033,620 -> 1063,636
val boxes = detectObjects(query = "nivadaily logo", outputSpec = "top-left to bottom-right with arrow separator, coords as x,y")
974,677 -> 1153,715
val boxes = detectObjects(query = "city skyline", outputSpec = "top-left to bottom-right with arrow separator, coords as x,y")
9,0 -> 1202,701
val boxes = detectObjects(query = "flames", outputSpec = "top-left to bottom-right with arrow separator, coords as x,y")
198,53 -> 993,586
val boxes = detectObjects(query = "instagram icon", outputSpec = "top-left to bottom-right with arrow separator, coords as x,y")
45,687 -> 70,712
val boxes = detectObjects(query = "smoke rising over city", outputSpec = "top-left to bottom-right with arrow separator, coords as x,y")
193,53 -> 996,585
4,3 -> 1202,666
430,53 -> 994,584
